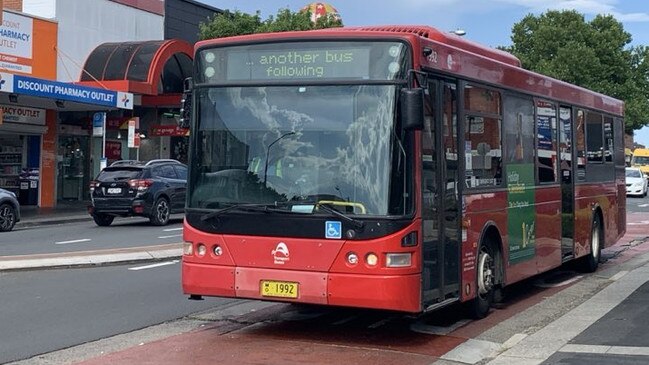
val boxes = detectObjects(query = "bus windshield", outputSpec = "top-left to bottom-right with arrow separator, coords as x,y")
188,85 -> 408,216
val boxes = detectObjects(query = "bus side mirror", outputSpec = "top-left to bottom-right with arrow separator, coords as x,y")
179,77 -> 193,129
400,88 -> 424,131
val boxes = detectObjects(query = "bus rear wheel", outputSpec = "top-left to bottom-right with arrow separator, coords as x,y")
469,240 -> 497,319
578,214 -> 602,273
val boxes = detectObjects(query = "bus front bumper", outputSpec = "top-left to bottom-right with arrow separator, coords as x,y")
182,262 -> 421,313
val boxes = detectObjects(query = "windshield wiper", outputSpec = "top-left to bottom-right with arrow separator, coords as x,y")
315,203 -> 365,229
199,202 -> 295,222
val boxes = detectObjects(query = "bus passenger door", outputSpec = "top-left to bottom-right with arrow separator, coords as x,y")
421,78 -> 461,308
559,106 -> 574,259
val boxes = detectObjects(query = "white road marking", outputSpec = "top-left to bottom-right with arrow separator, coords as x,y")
331,316 -> 357,325
560,344 -> 649,356
535,275 -> 583,288
628,220 -> 649,225
163,227 -> 183,232
609,270 -> 629,281
368,318 -> 391,329
638,204 -> 649,207
158,234 -> 182,239
55,238 -> 91,245
128,260 -> 179,271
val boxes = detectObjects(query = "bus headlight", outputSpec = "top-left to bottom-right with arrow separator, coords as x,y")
386,253 -> 412,268
197,244 -> 207,257
213,245 -> 223,256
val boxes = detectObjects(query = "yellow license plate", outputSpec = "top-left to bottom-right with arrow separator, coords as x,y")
260,280 -> 299,299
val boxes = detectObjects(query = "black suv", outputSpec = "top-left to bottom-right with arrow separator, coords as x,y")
88,159 -> 187,226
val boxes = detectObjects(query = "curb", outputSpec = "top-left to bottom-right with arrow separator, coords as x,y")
16,216 -> 93,228
0,243 -> 182,271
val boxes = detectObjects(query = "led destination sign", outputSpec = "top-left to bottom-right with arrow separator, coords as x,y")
200,42 -> 409,82
227,48 -> 370,80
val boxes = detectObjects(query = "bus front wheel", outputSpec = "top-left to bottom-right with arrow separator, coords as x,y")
469,240 -> 497,319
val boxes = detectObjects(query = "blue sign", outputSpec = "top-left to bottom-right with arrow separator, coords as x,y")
93,112 -> 105,137
10,74 -> 133,110
325,221 -> 342,239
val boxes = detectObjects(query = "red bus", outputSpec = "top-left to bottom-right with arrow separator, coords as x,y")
180,25 -> 626,318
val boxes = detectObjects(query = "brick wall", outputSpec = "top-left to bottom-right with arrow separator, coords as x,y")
4,0 -> 22,11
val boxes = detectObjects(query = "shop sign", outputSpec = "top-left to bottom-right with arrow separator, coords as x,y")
92,112 -> 105,137
105,141 -> 122,160
150,124 -> 190,137
98,117 -> 131,130
127,117 -> 140,148
0,11 -> 33,74
0,72 -> 134,110
1,104 -> 45,125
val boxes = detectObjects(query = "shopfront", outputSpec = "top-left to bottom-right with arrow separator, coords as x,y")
77,39 -> 193,171
0,105 -> 48,205
0,72 -> 134,207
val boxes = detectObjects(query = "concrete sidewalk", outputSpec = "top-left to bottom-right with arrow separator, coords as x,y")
16,201 -> 92,228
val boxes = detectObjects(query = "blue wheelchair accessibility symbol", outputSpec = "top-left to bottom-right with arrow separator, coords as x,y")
325,221 -> 342,239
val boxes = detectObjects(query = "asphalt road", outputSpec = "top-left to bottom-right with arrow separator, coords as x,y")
0,215 -> 185,256
0,261 -> 235,364
626,193 -> 649,213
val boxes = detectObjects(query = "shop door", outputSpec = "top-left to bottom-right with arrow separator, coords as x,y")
58,136 -> 90,201
559,106 -> 574,259
421,78 -> 461,308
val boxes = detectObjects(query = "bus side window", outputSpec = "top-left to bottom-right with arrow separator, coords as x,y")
575,110 -> 587,180
536,100 -> 558,184
463,85 -> 502,188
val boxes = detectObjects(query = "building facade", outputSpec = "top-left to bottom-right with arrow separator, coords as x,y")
2,0 -> 220,207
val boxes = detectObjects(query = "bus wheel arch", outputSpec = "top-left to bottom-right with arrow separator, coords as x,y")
469,224 -> 503,319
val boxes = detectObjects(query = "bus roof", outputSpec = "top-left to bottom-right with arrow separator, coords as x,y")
343,25 -> 522,68
633,148 -> 649,156
196,25 -> 624,116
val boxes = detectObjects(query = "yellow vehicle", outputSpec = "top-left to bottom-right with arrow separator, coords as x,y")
625,148 -> 633,167
631,148 -> 649,175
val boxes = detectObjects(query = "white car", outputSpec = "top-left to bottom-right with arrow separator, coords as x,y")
626,167 -> 648,197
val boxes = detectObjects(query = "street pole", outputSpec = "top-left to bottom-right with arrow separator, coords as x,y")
102,112 -> 106,165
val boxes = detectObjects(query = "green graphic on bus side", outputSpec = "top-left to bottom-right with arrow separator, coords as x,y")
507,163 -> 536,264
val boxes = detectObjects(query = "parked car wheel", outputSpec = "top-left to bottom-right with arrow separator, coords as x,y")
92,213 -> 114,227
149,197 -> 170,226
0,203 -> 16,232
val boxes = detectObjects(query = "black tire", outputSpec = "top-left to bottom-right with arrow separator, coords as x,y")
468,240 -> 497,319
0,203 -> 17,232
149,197 -> 170,226
92,213 -> 114,227
578,214 -> 602,273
